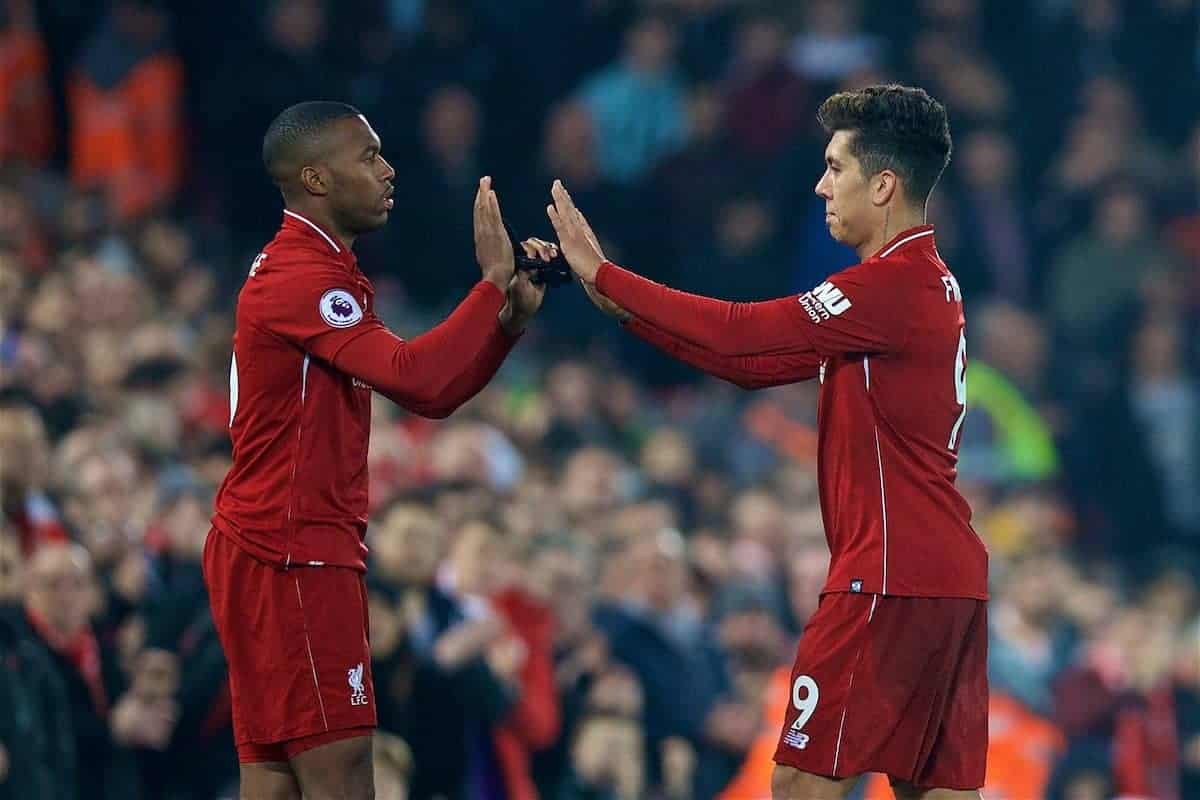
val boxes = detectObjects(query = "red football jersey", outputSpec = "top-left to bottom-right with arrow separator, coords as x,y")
213,211 -> 518,571
598,225 -> 987,599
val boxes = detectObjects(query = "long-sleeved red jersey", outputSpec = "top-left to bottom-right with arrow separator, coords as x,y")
212,211 -> 518,571
598,225 -> 987,600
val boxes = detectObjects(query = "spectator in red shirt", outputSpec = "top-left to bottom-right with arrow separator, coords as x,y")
0,0 -> 54,167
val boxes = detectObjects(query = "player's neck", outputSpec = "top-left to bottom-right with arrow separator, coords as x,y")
284,203 -> 356,251
857,206 -> 926,260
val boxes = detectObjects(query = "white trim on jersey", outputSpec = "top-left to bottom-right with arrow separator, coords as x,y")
229,353 -> 239,427
295,576 -> 330,731
284,210 -> 342,253
863,356 -> 870,390
874,426 -> 889,594
285,356 -> 308,541
879,228 -> 934,259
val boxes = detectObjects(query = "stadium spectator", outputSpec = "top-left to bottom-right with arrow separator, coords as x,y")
959,302 -> 1060,486
0,0 -> 54,167
509,104 -> 663,349
786,0 -> 882,87
1049,180 -> 1176,371
723,14 -> 807,165
0,531 -> 76,799
68,0 -> 183,221
386,84 -> 488,307
988,555 -> 1077,716
215,0 -> 348,254
594,528 -> 725,790
950,129 -> 1037,304
21,541 -> 159,799
0,398 -> 67,555
577,12 -> 688,184
1129,319 -> 1200,540
369,501 -> 516,799
443,518 -> 560,800
138,480 -> 236,799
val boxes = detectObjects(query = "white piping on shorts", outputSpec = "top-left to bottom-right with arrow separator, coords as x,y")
295,576 -> 330,731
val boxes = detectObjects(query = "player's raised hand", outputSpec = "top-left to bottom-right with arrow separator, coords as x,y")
547,179 -> 606,283
474,176 -> 515,290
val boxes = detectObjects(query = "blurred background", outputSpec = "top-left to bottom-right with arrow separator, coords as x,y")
0,0 -> 1198,798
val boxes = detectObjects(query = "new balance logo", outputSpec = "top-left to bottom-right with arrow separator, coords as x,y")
783,719 -> 810,750
798,281 -> 852,323
348,663 -> 368,706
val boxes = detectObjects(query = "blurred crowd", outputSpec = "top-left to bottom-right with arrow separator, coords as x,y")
1,0 -> 1199,798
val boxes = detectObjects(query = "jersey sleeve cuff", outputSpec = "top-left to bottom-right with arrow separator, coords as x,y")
472,279 -> 507,309
595,260 -> 620,293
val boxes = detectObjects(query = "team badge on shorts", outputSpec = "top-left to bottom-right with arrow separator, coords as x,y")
348,662 -> 368,706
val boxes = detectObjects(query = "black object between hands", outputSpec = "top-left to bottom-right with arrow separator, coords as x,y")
504,219 -> 572,287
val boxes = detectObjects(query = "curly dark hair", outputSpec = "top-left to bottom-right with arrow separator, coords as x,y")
817,85 -> 952,205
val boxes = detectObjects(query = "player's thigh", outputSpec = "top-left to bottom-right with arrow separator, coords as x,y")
290,733 -> 375,800
772,764 -> 860,799
238,761 -> 301,800
890,779 -> 981,800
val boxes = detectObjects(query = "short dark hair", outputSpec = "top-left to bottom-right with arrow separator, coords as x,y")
262,101 -> 362,184
817,85 -> 952,204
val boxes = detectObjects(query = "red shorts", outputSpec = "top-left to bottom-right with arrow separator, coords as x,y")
202,528 -> 377,763
773,592 -> 988,790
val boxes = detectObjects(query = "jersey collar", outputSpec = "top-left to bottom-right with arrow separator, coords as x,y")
871,224 -> 935,260
281,210 -> 358,270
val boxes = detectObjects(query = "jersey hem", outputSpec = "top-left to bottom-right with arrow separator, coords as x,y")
818,588 -> 989,601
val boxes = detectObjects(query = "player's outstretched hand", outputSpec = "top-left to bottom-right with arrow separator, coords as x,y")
474,176 -> 515,290
547,179 -> 606,283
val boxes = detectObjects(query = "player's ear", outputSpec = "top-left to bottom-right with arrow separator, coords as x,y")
872,170 -> 898,207
300,165 -> 330,197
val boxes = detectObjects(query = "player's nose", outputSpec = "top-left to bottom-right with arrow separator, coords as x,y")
379,156 -> 396,182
